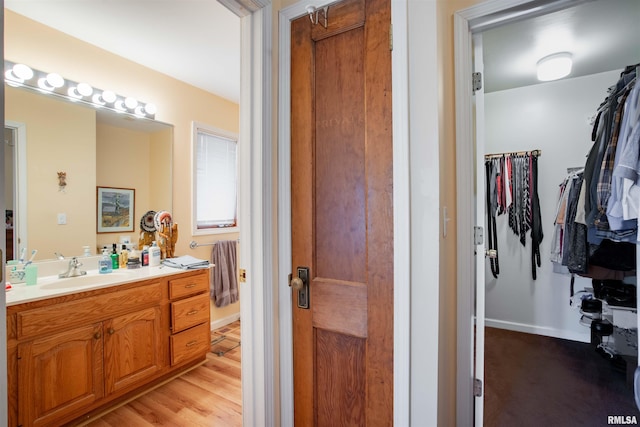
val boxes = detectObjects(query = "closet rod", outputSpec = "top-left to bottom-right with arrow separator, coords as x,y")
484,149 -> 542,159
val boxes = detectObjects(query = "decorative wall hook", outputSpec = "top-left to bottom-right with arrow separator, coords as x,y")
57,171 -> 67,191
306,5 -> 329,29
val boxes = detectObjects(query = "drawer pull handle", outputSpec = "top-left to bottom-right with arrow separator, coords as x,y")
108,328 -> 115,335
186,340 -> 199,347
187,310 -> 199,316
94,332 -> 102,340
185,283 -> 197,288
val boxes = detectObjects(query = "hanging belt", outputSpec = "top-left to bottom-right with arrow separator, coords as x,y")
486,160 -> 499,278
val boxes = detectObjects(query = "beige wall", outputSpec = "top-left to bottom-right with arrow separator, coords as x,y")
5,9 -> 240,322
6,86 -> 97,258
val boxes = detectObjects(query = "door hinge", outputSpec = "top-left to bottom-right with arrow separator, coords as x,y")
474,378 -> 483,397
473,226 -> 484,245
389,24 -> 393,51
239,269 -> 246,283
472,72 -> 482,93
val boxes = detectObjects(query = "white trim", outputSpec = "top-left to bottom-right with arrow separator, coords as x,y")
278,1 -> 413,425
5,121 -> 27,258
405,0 -> 439,425
277,4 -> 295,426
210,312 -> 242,331
238,6 -> 276,426
454,1 -> 591,426
453,10 -> 475,427
391,0 -> 410,425
484,318 -> 590,343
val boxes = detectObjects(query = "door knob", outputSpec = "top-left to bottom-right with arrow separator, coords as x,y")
485,249 -> 497,259
291,277 -> 304,290
289,266 -> 310,309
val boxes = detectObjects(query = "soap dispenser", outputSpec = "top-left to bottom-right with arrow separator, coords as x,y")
111,243 -> 119,270
99,249 -> 112,274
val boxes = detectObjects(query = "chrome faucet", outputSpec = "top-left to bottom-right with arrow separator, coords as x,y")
58,257 -> 87,278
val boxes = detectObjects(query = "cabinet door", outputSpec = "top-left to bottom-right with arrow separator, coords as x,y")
103,306 -> 162,394
18,323 -> 104,427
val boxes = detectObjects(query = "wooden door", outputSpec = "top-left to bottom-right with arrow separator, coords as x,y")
290,0 -> 393,424
18,323 -> 104,427
104,306 -> 162,394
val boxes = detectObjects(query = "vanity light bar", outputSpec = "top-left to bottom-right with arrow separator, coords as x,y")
4,61 -> 157,119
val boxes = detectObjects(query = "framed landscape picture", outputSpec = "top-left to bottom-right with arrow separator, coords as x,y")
97,187 -> 135,233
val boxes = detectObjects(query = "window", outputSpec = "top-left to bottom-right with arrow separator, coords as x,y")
192,122 -> 238,233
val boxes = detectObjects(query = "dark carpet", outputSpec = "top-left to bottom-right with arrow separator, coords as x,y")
485,327 -> 639,427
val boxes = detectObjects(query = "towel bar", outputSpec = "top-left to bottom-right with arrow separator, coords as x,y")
189,239 -> 240,249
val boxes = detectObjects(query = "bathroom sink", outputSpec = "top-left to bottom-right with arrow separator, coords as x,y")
38,271 -> 131,290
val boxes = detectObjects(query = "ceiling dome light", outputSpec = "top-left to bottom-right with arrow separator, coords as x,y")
537,52 -> 572,81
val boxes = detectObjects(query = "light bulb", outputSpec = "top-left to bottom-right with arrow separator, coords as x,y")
144,103 -> 157,115
124,97 -> 138,109
102,90 -> 117,103
92,93 -> 106,106
114,100 -> 127,112
46,73 -> 64,88
13,63 -> 34,80
77,82 -> 93,97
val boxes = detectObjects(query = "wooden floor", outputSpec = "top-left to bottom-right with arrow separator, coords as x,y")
84,321 -> 242,427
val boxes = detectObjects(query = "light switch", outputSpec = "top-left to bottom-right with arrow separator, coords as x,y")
57,213 -> 67,225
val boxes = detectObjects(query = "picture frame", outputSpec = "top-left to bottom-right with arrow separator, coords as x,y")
97,187 -> 135,233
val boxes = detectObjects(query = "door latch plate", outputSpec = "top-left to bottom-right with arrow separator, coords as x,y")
295,266 -> 310,309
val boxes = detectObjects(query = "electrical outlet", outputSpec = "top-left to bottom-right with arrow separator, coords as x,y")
57,213 -> 67,225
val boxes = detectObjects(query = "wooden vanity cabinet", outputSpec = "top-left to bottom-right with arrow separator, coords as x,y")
18,322 -> 105,427
169,273 -> 211,366
6,269 -> 211,427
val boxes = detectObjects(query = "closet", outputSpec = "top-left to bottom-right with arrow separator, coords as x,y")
481,0 -> 640,417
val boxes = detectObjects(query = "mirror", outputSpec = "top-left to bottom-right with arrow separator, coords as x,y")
5,84 -> 173,261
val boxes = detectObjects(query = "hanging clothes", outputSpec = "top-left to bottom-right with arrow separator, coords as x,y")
551,63 -> 639,280
485,150 -> 543,280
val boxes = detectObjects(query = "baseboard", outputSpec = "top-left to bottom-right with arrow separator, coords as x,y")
210,312 -> 241,331
485,318 -> 590,343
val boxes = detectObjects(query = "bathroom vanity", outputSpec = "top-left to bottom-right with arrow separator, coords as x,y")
5,265 -> 211,427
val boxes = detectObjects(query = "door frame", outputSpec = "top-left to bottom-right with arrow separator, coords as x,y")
454,0 -> 593,425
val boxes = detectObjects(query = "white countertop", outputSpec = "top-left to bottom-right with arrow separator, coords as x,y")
5,257 -> 210,306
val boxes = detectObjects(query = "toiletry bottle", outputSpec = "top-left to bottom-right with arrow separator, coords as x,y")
141,245 -> 149,266
119,244 -> 129,269
82,245 -> 92,257
111,243 -> 119,270
99,249 -> 112,274
149,241 -> 161,267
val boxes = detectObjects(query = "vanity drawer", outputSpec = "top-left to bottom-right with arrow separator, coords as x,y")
171,292 -> 210,333
168,272 -> 209,300
170,322 -> 210,366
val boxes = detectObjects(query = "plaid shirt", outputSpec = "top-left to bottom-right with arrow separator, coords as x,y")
595,87 -> 632,230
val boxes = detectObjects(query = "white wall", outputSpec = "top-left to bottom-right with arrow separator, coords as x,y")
484,69 -> 623,343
